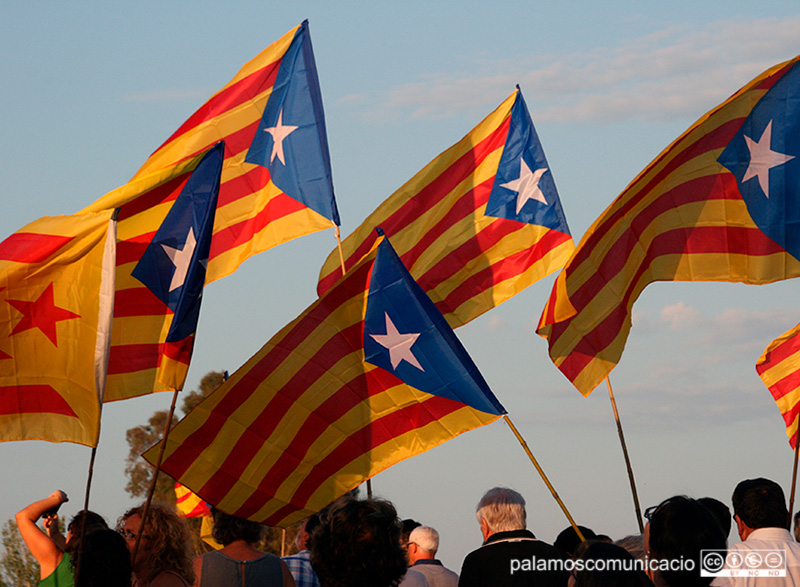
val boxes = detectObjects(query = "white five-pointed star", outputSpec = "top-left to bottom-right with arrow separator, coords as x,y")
264,109 -> 298,165
369,313 -> 424,371
500,159 -> 548,214
743,120 -> 795,199
161,228 -> 196,292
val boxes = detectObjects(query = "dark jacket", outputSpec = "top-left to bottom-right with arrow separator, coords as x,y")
458,529 -> 568,587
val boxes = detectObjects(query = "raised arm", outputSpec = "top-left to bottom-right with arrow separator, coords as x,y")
14,490 -> 68,580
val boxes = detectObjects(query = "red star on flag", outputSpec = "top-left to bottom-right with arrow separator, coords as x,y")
7,283 -> 81,346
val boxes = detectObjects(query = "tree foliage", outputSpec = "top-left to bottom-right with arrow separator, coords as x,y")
124,371 -> 226,504
0,519 -> 39,587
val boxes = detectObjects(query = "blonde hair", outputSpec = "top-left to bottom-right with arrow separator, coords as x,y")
476,487 -> 526,533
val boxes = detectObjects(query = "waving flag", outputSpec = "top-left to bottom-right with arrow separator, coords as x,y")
317,88 -> 572,328
538,55 -> 800,396
0,211 -> 115,446
757,324 -> 800,448
102,144 -> 223,398
147,235 -> 505,527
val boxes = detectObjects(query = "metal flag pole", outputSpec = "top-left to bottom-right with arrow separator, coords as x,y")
789,414 -> 800,520
605,377 -> 644,533
503,415 -> 585,541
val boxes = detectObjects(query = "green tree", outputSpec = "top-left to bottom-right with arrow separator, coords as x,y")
124,371 -> 227,504
0,519 -> 39,587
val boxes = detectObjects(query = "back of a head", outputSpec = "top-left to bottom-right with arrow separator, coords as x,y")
554,525 -> 597,558
573,541 -> 652,587
409,526 -> 439,554
401,518 -> 421,545
210,506 -> 265,546
73,528 -> 132,587
698,497 -> 732,540
475,487 -> 526,533
732,478 -> 789,530
648,496 -> 726,587
615,534 -> 645,561
66,510 -> 108,552
308,497 -> 408,587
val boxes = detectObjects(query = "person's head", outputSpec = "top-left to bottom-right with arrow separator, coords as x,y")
698,497 -> 731,540
308,497 -> 408,587
295,513 -> 321,552
401,518 -> 421,548
794,511 -> 800,542
554,525 -> 597,559
72,528 -> 132,587
407,526 -> 438,564
117,503 -> 194,585
570,541 -> 652,587
731,478 -> 789,537
210,506 -> 265,546
475,487 -> 526,540
65,510 -> 108,552
645,496 -> 726,587
615,534 -> 645,561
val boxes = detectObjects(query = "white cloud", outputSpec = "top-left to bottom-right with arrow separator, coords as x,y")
347,16 -> 800,123
661,301 -> 701,329
486,314 -> 508,332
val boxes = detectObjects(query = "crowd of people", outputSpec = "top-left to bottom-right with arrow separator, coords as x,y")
15,476 -> 800,586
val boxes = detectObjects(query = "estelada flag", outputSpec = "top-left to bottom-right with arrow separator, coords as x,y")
317,87 -> 572,328
86,147 -> 222,400
757,322 -> 800,448
0,211 -> 116,446
147,235 -> 505,527
538,55 -> 800,396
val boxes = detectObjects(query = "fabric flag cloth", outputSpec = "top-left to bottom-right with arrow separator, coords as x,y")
174,482 -> 222,549
84,21 -> 338,283
537,55 -> 800,396
0,211 -> 116,446
317,87 -> 573,329
146,235 -> 506,527
130,143 -> 223,391
757,324 -> 800,448
87,145 -> 223,401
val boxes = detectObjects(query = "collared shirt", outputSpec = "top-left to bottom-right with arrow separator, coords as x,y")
282,549 -> 320,587
411,559 -> 459,587
712,527 -> 800,587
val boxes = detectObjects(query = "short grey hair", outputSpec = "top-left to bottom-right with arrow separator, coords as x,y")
408,526 -> 439,553
476,487 -> 526,532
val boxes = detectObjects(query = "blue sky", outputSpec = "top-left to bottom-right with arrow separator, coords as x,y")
2,1 -> 800,570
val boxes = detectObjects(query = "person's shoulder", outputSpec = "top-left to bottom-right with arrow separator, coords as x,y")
399,568 -> 430,587
150,570 -> 192,587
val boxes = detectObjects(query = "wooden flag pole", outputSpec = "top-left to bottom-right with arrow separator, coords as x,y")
605,377 -> 644,534
788,414 -> 800,519
281,528 -> 287,556
334,226 -> 377,501
132,389 -> 180,562
503,416 -> 585,541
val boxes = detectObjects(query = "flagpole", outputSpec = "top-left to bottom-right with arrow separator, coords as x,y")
132,388 -> 180,562
503,416 -> 584,541
334,225 -> 375,500
789,414 -> 800,520
605,377 -> 644,533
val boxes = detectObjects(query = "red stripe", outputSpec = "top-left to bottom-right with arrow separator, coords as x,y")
433,229 -> 572,317
161,259 -> 375,480
117,173 -> 190,222
317,115 -> 511,296
154,57 -> 281,154
757,334 -> 800,373
260,395 -> 468,524
163,337 -> 193,364
766,370 -> 800,403
0,233 -> 72,263
0,385 -> 79,418
107,343 -> 163,374
113,288 -> 168,319
116,236 -> 155,267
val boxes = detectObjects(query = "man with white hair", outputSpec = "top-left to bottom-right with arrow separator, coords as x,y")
458,487 -> 568,586
402,526 -> 459,587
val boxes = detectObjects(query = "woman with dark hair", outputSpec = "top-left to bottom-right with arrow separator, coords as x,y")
117,503 -> 194,587
191,507 -> 296,586
73,528 -> 132,587
15,490 -> 108,587
307,497 -> 409,587
569,541 -> 653,587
